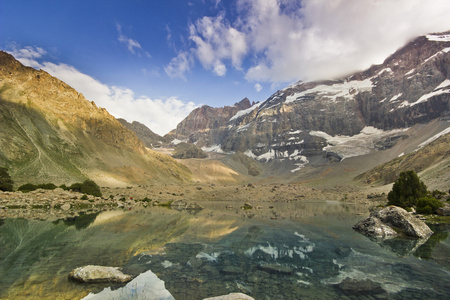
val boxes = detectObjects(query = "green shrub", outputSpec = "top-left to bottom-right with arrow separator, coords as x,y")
416,197 -> 443,214
68,180 -> 102,197
80,194 -> 88,200
387,170 -> 428,209
431,190 -> 446,199
0,167 -> 14,192
37,183 -> 57,190
18,183 -> 38,193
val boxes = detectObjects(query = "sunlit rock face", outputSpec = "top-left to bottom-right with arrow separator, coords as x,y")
170,31 -> 450,166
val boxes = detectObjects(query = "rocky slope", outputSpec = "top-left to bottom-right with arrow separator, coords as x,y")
167,98 -> 252,147
117,118 -> 169,148
170,31 -> 450,172
0,51 -> 191,186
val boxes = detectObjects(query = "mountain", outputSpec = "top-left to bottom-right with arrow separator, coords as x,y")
167,98 -> 252,147
170,31 -> 450,172
117,118 -> 169,148
0,51 -> 191,186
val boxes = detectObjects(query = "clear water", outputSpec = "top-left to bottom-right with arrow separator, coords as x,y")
0,201 -> 449,299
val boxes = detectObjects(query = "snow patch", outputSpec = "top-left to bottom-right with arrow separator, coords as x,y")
229,102 -> 261,121
417,127 -> 450,149
426,34 -> 450,42
202,144 -> 224,153
390,93 -> 402,102
422,47 -> 450,65
309,126 -> 408,159
285,79 -> 373,104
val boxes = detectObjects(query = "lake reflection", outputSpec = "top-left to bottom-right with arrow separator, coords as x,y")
0,200 -> 449,300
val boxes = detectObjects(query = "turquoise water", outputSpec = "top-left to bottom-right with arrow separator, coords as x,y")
0,202 -> 449,299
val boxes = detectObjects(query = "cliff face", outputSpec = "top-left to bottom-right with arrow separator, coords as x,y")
0,51 -> 191,186
170,31 -> 450,167
168,98 -> 252,147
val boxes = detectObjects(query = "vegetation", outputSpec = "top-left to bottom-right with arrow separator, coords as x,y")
387,170 -> 444,214
17,179 -> 102,197
0,167 -> 14,192
66,180 -> 102,197
18,183 -> 57,193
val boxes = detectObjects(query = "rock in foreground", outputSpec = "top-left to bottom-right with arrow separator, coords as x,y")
353,206 -> 433,239
69,265 -> 132,283
203,293 -> 255,300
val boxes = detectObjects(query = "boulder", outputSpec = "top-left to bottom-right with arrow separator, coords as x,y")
69,265 -> 132,283
437,203 -> 450,216
203,293 -> 255,300
353,206 -> 433,239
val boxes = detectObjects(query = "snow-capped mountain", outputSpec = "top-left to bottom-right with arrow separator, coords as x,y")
169,31 -> 450,167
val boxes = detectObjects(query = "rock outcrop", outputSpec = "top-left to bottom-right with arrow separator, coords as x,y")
203,293 -> 255,300
353,206 -> 433,239
68,265 -> 132,283
117,118 -> 169,148
169,31 -> 450,170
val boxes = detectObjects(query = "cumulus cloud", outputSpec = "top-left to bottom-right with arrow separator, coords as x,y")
176,0 -> 450,83
164,51 -> 193,80
116,23 -> 151,57
188,13 -> 247,77
8,46 -> 196,135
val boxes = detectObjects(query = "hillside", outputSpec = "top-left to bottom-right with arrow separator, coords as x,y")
0,51 -> 191,187
117,118 -> 170,148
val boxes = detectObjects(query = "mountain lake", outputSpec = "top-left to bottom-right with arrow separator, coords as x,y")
0,200 -> 449,299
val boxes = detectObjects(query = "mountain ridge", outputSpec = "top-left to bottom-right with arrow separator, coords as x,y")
168,31 -> 450,174
0,51 -> 191,186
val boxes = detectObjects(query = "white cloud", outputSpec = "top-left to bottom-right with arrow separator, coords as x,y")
179,0 -> 450,83
8,46 -> 197,135
116,23 -> 151,57
254,83 -> 262,92
164,51 -> 193,80
188,13 -> 247,77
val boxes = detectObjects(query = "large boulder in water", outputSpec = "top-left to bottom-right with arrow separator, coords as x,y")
353,206 -> 433,239
203,293 -> 255,300
69,265 -> 132,283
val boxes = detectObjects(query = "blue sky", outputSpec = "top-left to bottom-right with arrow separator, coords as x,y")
1,0 -> 450,134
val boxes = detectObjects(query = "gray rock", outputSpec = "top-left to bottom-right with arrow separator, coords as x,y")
258,263 -> 294,275
69,265 -> 132,283
353,206 -> 433,239
61,203 -> 71,211
437,203 -> 450,216
203,293 -> 255,300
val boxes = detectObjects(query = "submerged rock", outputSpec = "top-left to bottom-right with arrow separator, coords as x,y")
203,293 -> 255,300
69,265 -> 132,283
353,206 -> 433,239
82,269 -> 174,300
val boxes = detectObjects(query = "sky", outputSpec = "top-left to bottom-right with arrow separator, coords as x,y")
1,0 -> 450,135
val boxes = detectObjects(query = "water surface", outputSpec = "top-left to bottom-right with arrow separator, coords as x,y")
0,200 -> 449,299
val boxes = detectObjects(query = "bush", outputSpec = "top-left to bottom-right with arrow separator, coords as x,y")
80,194 -> 88,200
0,167 -> 14,192
416,197 -> 443,214
387,170 -> 428,209
37,183 -> 57,190
18,183 -> 37,193
68,180 -> 102,197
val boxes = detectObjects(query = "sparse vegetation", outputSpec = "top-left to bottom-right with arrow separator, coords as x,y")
0,167 -> 14,192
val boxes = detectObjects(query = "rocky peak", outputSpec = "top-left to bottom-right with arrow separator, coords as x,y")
169,31 -> 450,171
